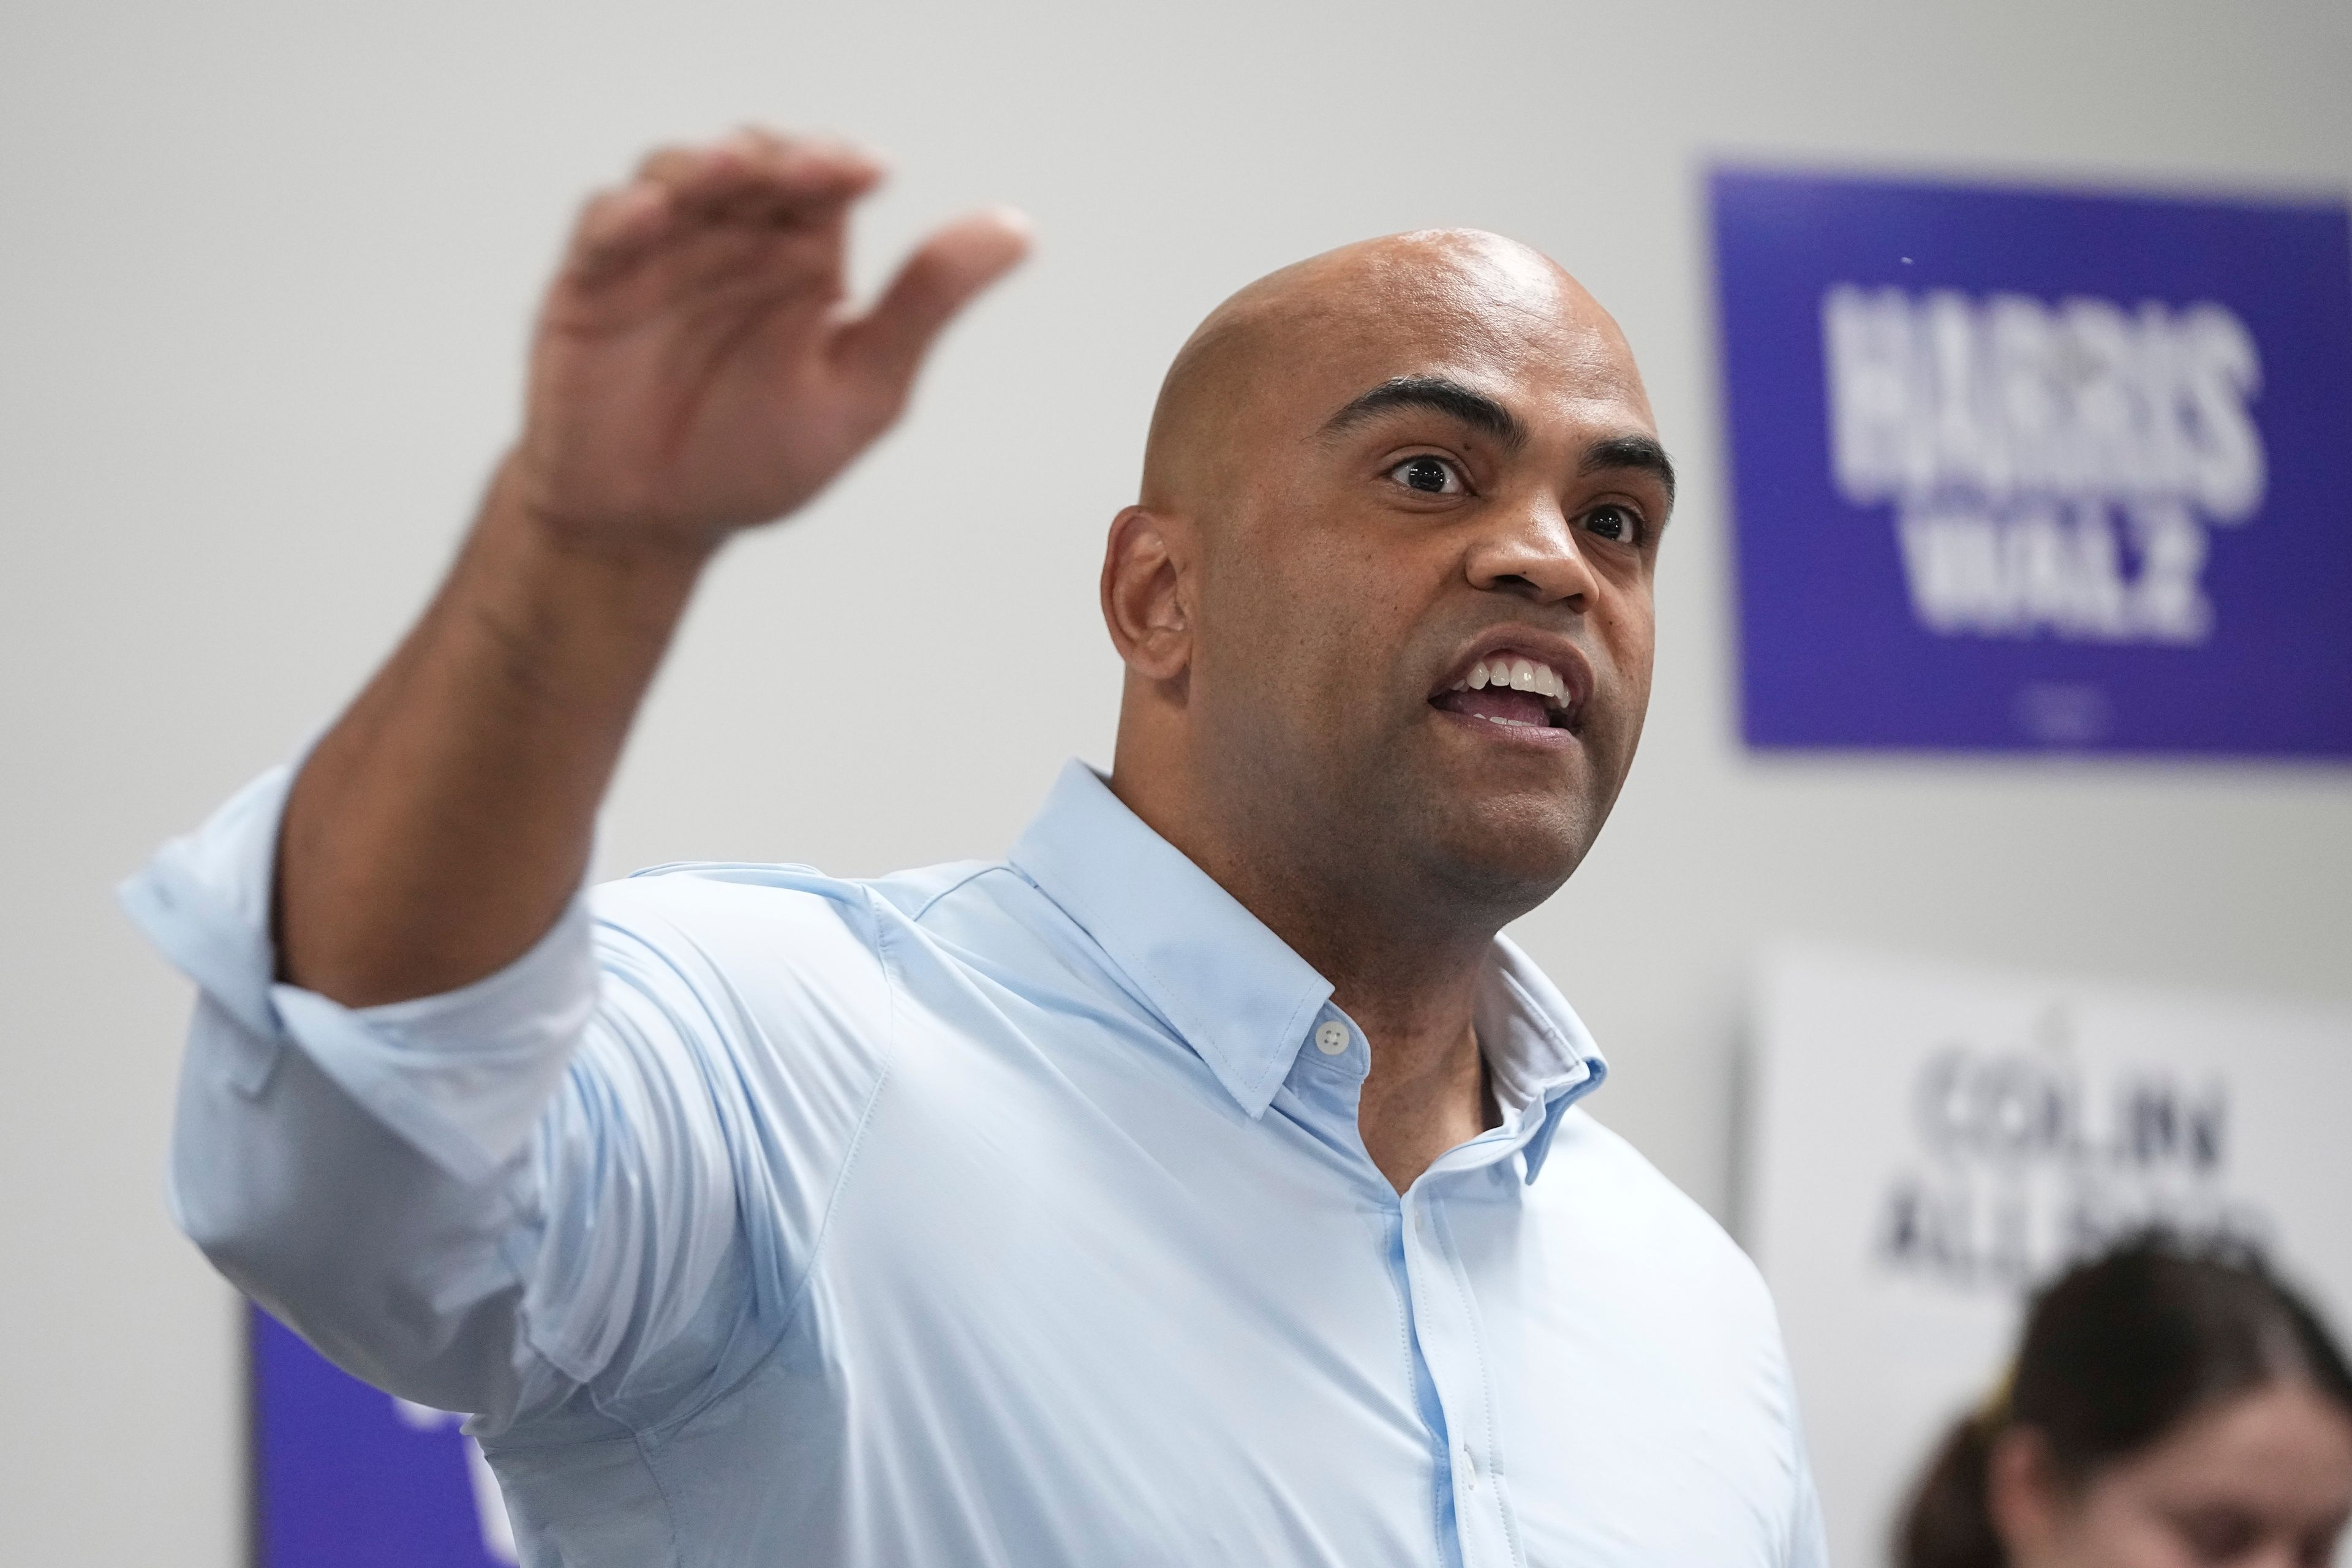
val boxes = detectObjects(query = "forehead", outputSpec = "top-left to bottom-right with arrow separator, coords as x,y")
1283,240 -> 1651,426
2123,1384 -> 2352,1504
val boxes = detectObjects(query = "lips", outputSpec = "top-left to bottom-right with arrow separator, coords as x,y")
1435,686 -> 1556,729
1430,649 -> 1578,731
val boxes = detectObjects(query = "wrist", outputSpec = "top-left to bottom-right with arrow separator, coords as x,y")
462,458 -> 714,653
484,452 -> 728,583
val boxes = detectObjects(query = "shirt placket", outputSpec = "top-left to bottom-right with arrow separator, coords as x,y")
1401,1169 -> 1521,1568
1295,1006 -> 1529,1568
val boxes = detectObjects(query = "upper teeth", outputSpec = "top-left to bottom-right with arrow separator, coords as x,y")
1452,655 -> 1570,706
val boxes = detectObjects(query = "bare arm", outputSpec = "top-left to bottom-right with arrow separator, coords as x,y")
277,131 -> 1028,1005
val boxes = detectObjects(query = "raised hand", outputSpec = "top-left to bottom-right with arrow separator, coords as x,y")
275,131 -> 1026,1005
506,129 -> 1030,558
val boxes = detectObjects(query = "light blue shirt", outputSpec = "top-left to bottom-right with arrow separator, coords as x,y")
126,758 -> 1825,1568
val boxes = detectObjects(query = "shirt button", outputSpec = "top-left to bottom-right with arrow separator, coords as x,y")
1461,1445 -> 1479,1488
1314,1021 -> 1350,1055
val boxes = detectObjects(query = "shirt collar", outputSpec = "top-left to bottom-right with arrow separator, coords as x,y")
1009,761 -> 1331,1119
1479,934 -> 1610,1182
1008,760 -> 1609,1172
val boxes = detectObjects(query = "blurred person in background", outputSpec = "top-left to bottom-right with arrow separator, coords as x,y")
1899,1232 -> 2352,1568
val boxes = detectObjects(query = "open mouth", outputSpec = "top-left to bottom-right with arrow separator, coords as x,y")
1430,652 -> 1577,733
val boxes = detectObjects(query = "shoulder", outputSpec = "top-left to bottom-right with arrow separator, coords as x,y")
580,862 -> 930,1020
599,856 -> 1017,921
862,859 -> 1017,922
581,856 -> 1042,983
587,860 -> 875,957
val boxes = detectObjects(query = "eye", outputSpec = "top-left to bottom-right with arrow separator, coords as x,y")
1387,454 -> 1466,496
1580,503 -> 1645,545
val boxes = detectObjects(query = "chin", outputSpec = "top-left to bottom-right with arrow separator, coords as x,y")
1419,794 -> 1594,914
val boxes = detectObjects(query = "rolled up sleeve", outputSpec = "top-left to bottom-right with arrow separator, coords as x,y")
119,767 -> 739,1430
123,765 -> 595,1182
124,762 -> 891,1442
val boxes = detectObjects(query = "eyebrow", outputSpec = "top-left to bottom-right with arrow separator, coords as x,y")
1320,375 -> 1677,509
1581,433 -> 1676,509
1319,376 -> 1527,451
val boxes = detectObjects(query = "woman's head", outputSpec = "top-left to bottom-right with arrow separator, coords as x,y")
1899,1232 -> 2352,1568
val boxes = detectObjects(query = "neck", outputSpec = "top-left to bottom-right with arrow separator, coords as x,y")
1109,758 -> 1506,1193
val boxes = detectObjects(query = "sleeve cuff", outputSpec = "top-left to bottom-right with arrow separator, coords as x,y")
121,764 -> 597,1182
118,764 -> 295,1054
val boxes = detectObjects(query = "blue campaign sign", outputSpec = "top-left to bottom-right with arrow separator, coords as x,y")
1709,168 -> 2352,755
251,1305 -> 516,1566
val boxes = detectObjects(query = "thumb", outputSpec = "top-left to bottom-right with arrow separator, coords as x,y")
834,208 -> 1032,401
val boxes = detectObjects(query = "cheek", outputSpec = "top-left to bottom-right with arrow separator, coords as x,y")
1259,538 -> 1428,668
1603,579 -> 1658,651
1195,541 -> 1376,721
1588,603 -> 1656,718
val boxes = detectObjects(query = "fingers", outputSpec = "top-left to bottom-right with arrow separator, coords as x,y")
569,182 -> 676,285
636,129 -> 883,222
834,207 -> 1033,399
563,129 -> 886,289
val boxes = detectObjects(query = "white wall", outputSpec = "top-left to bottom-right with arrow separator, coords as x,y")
4,2 -> 2348,1561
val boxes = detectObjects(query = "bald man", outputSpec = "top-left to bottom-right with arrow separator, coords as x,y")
128,132 -> 1826,1567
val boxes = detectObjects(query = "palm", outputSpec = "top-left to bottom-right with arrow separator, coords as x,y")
510,134 -> 1028,552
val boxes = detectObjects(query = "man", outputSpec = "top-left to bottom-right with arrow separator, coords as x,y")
127,129 -> 1825,1566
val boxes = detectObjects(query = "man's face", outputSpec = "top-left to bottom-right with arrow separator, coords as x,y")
1185,241 -> 1668,917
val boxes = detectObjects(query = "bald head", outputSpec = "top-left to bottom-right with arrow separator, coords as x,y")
1140,230 -> 1643,516
1102,225 -> 1670,965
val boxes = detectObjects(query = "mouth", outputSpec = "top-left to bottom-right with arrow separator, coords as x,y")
1430,649 -> 1580,739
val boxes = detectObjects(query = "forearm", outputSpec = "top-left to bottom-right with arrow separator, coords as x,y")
250,129 -> 1022,1004
277,458 -> 711,1005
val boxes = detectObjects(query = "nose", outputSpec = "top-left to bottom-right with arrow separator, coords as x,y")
1463,497 -> 1599,607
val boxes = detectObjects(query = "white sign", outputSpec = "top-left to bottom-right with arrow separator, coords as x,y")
1740,944 -> 2352,1568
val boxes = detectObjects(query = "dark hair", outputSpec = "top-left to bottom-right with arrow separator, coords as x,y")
1895,1229 -> 2352,1568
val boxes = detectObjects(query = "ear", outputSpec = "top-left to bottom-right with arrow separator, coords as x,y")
1099,505 -> 1193,684
1986,1426 -> 2068,1564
